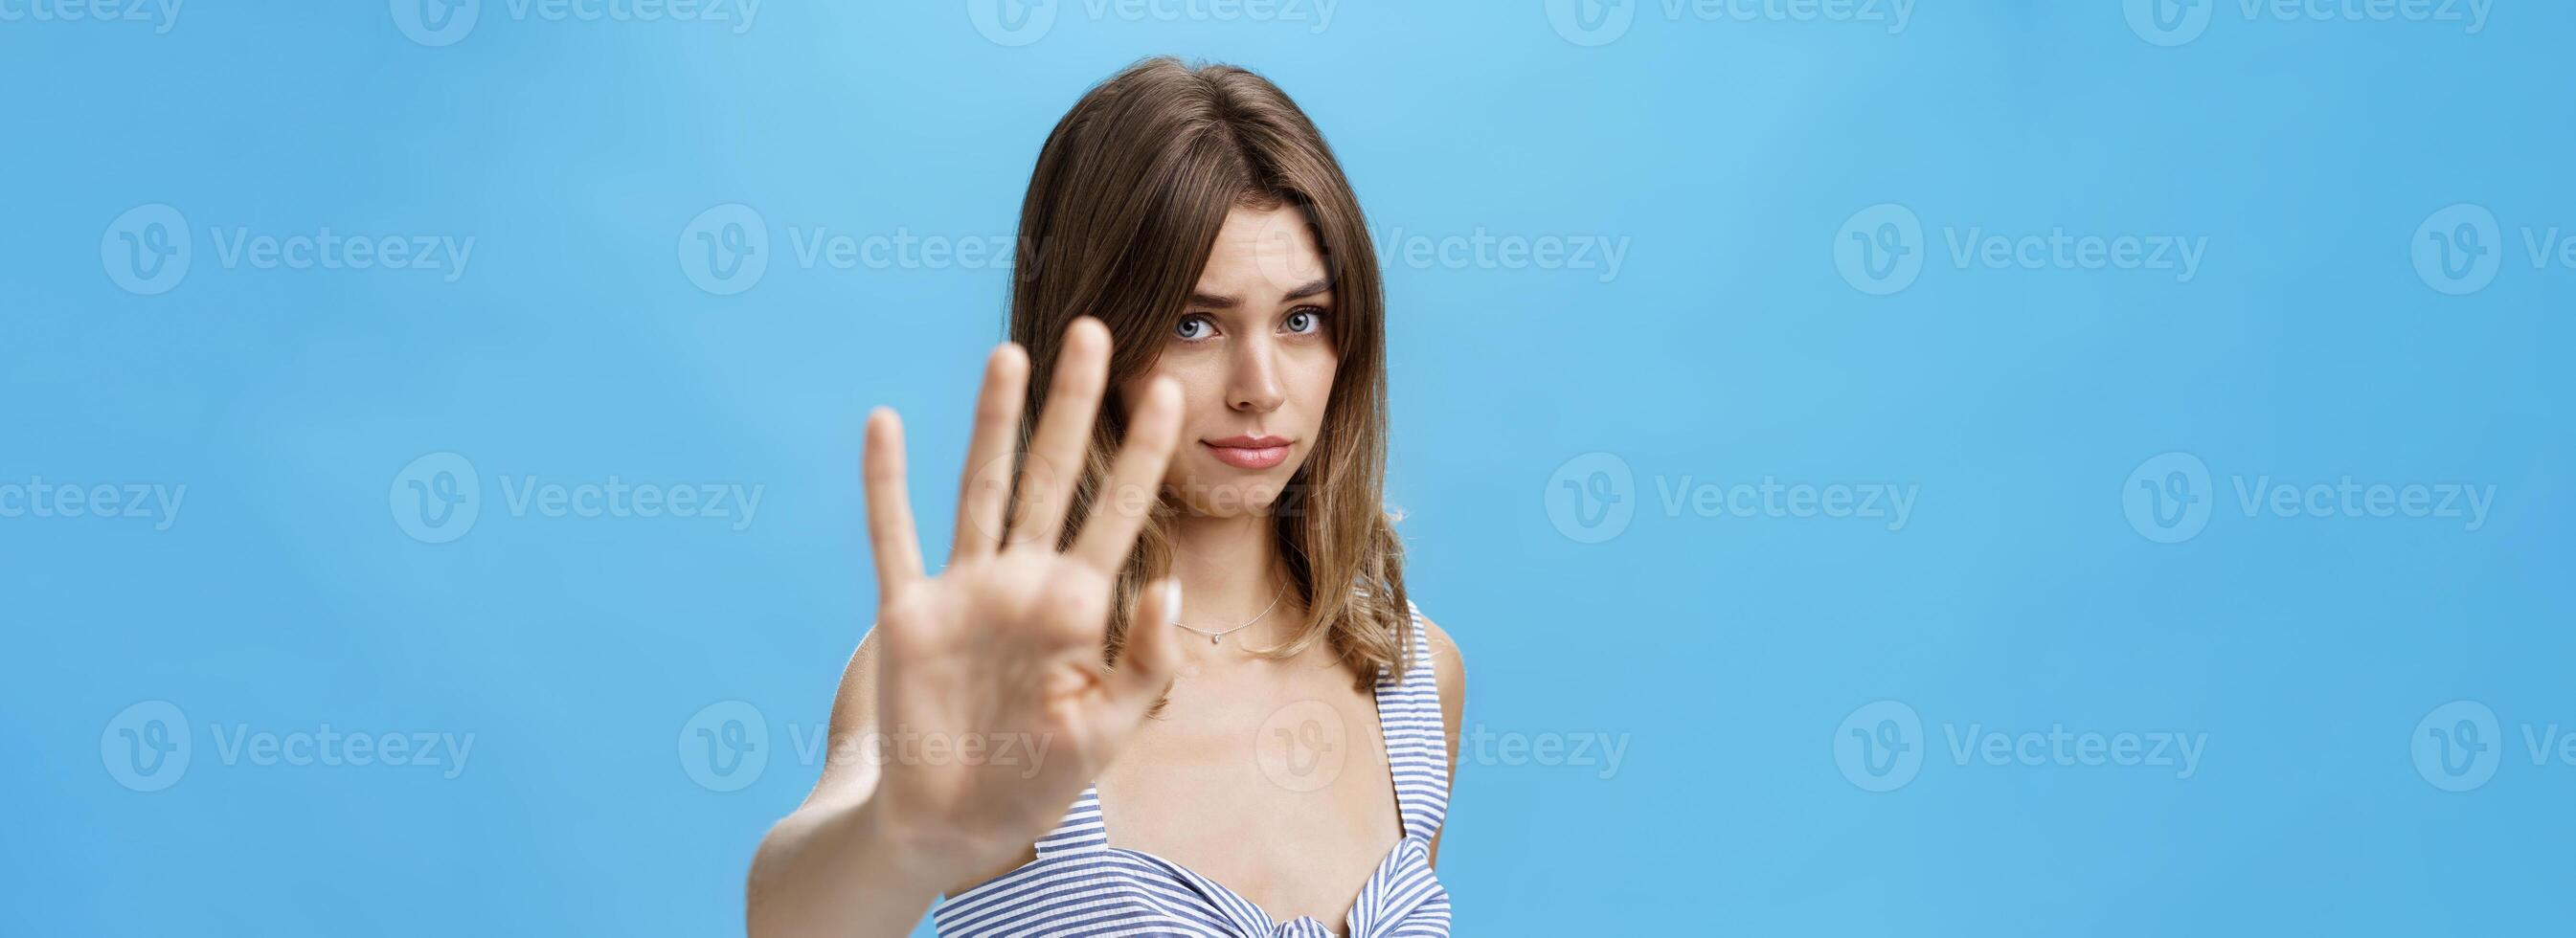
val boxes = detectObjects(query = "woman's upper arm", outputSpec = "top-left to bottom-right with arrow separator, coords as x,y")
1423,614 -> 1465,865
800,629 -> 885,814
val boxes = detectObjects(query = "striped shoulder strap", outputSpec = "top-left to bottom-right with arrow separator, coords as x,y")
1032,784 -> 1108,858
1380,604 -> 1452,841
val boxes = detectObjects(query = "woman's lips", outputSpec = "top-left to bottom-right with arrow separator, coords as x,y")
1203,436 -> 1292,470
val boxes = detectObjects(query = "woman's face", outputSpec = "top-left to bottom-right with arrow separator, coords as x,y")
1120,203 -> 1339,518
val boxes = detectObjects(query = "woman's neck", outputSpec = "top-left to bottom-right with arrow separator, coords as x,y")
1164,510 -> 1299,650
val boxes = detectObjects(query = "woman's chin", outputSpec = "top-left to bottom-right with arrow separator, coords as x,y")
1166,474 -> 1294,519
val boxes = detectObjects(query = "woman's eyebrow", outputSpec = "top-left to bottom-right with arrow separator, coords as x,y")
1186,278 -> 1333,309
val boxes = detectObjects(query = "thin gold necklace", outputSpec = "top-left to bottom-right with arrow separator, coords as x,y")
1168,581 -> 1289,645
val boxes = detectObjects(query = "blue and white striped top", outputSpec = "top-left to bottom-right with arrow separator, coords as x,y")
933,605 -> 1453,937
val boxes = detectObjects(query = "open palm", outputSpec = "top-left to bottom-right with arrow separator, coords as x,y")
855,317 -> 1184,876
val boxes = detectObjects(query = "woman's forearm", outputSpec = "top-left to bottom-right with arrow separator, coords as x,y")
747,797 -> 942,938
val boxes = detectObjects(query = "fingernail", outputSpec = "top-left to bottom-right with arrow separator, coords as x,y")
1165,579 -> 1183,624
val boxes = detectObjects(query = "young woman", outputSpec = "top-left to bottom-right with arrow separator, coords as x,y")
746,57 -> 1464,938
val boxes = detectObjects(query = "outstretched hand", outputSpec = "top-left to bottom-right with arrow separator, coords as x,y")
855,317 -> 1186,882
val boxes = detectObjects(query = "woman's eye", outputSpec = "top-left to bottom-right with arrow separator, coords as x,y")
1173,315 -> 1214,342
1283,308 -> 1325,334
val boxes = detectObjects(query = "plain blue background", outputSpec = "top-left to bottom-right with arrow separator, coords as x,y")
6,1 -> 2572,934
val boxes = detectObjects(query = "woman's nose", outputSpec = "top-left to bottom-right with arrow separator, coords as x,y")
1228,337 -> 1285,414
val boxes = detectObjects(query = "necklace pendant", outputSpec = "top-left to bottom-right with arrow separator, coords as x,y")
1209,635 -> 1222,645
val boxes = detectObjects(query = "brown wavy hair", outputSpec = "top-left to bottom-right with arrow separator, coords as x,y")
1003,56 -> 1411,687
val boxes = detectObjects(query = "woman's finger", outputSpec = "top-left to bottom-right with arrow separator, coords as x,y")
1008,318 -> 1110,553
1070,376 -> 1181,573
951,343 -> 1028,563
1099,577 -> 1182,721
862,408 -> 927,596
